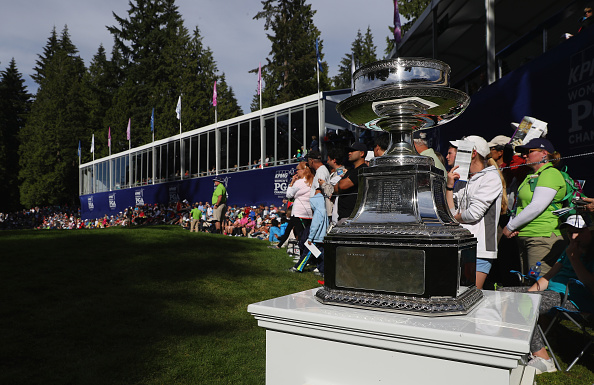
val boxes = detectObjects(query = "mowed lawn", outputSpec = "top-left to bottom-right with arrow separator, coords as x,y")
0,226 -> 318,385
1,226 -> 592,385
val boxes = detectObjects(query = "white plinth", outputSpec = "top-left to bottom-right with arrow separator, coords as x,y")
248,289 -> 540,385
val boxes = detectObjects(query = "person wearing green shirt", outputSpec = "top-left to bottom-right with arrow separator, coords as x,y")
190,204 -> 202,232
212,177 -> 227,234
503,138 -> 567,276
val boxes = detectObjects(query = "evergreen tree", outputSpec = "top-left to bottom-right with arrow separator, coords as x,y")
385,0 -> 431,56
333,27 -> 378,90
19,26 -> 88,208
107,0 -> 189,146
83,44 -> 119,158
252,0 -> 329,111
0,59 -> 32,211
32,27 -> 59,85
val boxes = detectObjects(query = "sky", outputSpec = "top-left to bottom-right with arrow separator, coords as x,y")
0,0 -> 396,113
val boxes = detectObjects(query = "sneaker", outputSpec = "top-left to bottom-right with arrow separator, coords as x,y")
287,267 -> 301,273
527,356 -> 557,374
267,245 -> 280,249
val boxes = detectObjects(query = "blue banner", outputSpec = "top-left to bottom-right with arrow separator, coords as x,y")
80,164 -> 298,220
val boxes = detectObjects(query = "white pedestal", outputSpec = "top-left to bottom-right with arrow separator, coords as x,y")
248,289 -> 540,385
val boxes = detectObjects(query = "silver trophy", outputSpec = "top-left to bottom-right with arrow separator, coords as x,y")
315,58 -> 483,316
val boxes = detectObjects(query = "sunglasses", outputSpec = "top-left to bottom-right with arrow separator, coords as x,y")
522,148 -> 543,155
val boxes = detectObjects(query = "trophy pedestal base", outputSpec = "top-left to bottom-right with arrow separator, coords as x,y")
248,289 -> 538,385
315,285 -> 483,316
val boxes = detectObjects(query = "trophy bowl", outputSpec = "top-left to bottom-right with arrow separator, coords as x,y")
337,58 -> 470,157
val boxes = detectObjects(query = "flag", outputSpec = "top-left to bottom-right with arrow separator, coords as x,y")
212,81 -> 217,107
78,140 -> 81,157
315,38 -> 323,72
394,0 -> 402,43
257,62 -> 262,96
108,127 -> 111,148
126,118 -> 131,141
175,96 -> 181,120
150,108 -> 155,132
90,134 -> 95,153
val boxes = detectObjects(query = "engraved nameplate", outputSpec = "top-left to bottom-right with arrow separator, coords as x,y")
353,176 -> 418,223
336,246 -> 425,295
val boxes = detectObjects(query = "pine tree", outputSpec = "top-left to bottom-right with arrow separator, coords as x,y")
333,27 -> 378,90
253,0 -> 329,110
107,0 -> 189,145
0,59 -> 32,211
83,44 -> 119,158
19,26 -> 88,208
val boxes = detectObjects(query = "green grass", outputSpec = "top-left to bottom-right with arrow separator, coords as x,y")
0,226 -> 592,384
0,226 -> 318,385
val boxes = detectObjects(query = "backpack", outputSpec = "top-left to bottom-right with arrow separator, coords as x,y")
542,166 -> 589,221
549,166 -> 585,211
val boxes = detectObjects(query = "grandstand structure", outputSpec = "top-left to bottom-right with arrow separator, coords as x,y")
79,90 -> 351,219
80,1 -> 594,219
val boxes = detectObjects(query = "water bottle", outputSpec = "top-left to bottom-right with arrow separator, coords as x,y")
528,261 -> 542,279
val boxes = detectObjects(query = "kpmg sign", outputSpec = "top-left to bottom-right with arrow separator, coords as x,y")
567,44 -> 594,146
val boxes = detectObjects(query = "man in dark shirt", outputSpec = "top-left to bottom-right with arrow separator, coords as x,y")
334,142 -> 368,222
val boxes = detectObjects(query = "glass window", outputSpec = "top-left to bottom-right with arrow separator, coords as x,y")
276,113 -> 289,164
182,138 -> 190,178
190,135 -> 198,177
291,106 -> 305,160
208,131 -> 215,174
239,122 -> 250,170
306,104 -> 319,154
228,124 -> 238,172
251,118 -> 261,169
220,126 -> 228,172
264,115 -> 275,167
199,133 -> 208,176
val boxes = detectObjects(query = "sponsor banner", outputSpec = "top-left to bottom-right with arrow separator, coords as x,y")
80,163 -> 295,220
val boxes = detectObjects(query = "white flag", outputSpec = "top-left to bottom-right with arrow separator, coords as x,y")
90,134 -> 95,153
175,96 -> 181,120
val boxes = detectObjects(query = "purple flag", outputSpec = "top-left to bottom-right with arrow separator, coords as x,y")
108,127 -> 111,148
394,0 -> 402,43
126,118 -> 131,141
213,81 -> 217,107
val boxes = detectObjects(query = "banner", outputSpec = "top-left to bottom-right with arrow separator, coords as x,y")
79,164 -> 297,220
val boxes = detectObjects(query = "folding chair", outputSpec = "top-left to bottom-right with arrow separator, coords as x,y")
541,279 -> 594,372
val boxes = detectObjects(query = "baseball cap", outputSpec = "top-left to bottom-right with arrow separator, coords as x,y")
515,138 -> 555,153
561,214 -> 588,229
449,135 -> 490,158
347,142 -> 367,152
487,135 -> 511,147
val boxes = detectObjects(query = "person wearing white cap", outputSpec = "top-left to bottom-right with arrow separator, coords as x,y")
500,214 -> 594,374
446,135 -> 504,289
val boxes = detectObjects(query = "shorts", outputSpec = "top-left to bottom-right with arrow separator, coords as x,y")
476,258 -> 493,274
212,203 -> 227,221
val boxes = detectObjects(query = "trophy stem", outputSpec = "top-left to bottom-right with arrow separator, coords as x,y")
385,129 -> 417,156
